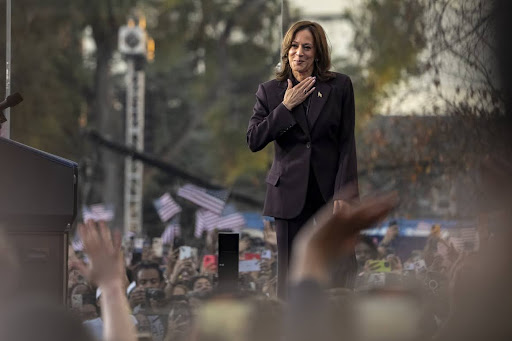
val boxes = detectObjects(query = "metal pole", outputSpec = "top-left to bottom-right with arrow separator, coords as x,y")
2,0 -> 11,139
281,0 -> 284,41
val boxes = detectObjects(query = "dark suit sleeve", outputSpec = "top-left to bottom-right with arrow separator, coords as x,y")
333,76 -> 359,201
247,83 -> 297,152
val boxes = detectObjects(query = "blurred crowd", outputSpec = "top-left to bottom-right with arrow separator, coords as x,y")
67,220 -> 281,341
0,167 -> 512,341
59,206 -> 503,341
2,0 -> 512,339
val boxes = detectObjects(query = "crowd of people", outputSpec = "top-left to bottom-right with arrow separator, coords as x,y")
65,219 -> 276,341
67,218 -> 283,341
59,198 -> 501,341
0,177 -> 511,341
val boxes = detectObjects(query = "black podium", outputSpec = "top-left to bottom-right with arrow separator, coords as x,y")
0,137 -> 78,302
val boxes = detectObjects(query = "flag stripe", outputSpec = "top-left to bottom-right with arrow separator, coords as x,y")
82,204 -> 114,222
194,209 -> 245,238
153,193 -> 181,222
177,184 -> 228,215
216,213 -> 246,229
72,238 -> 84,251
450,228 -> 479,251
161,223 -> 180,244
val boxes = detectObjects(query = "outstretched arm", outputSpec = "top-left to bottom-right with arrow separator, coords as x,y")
75,221 -> 137,341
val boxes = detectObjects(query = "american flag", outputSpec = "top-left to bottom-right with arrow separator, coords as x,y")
71,234 -> 84,252
82,204 -> 115,222
153,193 -> 182,222
177,184 -> 229,215
450,228 -> 479,252
194,209 -> 245,238
195,209 -> 220,238
161,223 -> 181,244
216,213 -> 246,230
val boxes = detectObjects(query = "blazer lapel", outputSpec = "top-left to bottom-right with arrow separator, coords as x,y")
276,81 -> 310,138
307,81 -> 331,131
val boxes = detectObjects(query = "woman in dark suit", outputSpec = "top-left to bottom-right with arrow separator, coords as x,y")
247,21 -> 359,298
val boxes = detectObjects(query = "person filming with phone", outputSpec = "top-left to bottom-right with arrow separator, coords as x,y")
128,262 -> 166,310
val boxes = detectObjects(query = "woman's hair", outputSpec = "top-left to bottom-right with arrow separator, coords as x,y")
276,20 -> 335,82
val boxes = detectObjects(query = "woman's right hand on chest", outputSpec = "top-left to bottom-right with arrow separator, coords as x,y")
282,77 -> 316,110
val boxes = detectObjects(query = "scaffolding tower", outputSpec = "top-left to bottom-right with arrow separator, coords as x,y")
124,58 -> 145,234
119,18 -> 154,235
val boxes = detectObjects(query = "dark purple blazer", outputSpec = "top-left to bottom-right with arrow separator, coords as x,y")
247,72 -> 359,219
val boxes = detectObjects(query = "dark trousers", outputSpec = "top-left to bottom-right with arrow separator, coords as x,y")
275,171 -> 357,299
275,170 -> 325,299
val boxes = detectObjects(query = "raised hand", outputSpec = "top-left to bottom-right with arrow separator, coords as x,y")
74,220 -> 124,288
290,192 -> 398,285
282,77 -> 316,110
75,221 -> 137,341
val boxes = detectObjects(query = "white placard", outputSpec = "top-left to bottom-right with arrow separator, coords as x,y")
239,259 -> 261,273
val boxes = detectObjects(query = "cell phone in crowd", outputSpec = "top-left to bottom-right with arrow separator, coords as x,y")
71,294 -> 83,309
152,237 -> 163,258
404,262 -> 416,271
202,254 -> 217,270
179,246 -> 197,260
261,249 -> 272,259
366,259 -> 391,272
239,259 -> 261,273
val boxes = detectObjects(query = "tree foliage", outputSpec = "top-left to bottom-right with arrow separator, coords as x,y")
0,0 -> 88,159
142,0 -> 281,188
341,0 -> 427,128
424,0 -> 501,118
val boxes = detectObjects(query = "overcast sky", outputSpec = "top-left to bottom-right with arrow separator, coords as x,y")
289,0 -> 356,61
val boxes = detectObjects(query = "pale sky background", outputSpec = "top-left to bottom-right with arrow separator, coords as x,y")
289,0 -> 446,116
290,0 -> 357,61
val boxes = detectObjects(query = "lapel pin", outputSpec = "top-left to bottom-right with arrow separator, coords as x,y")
318,91 -> 322,98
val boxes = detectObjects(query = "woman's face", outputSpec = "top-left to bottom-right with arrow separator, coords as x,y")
288,29 -> 316,77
